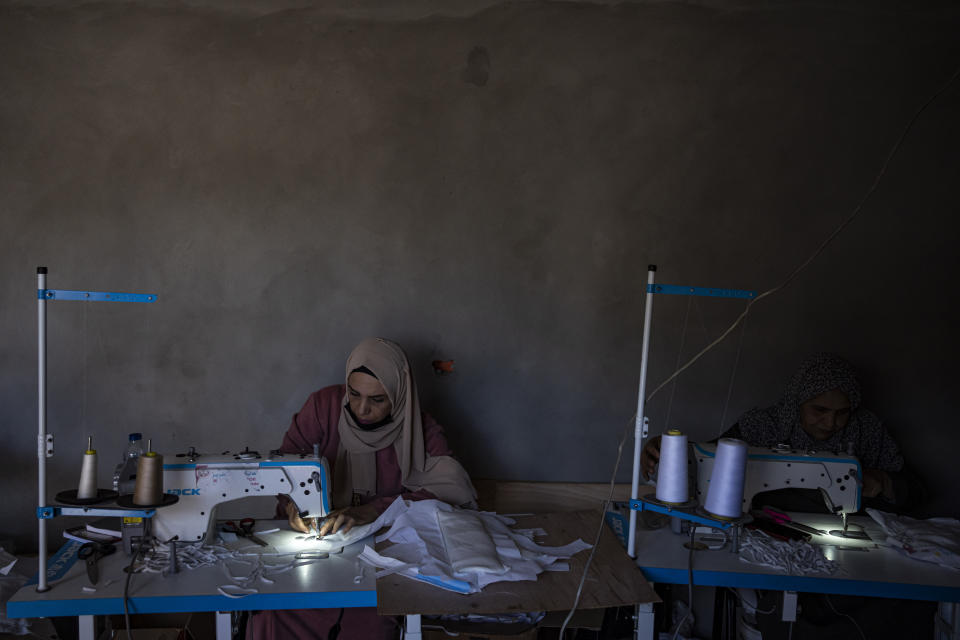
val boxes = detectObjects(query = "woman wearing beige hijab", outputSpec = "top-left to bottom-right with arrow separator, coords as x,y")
247,338 -> 476,639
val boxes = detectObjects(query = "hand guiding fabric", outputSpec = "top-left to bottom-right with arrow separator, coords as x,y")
318,504 -> 379,537
285,500 -> 311,534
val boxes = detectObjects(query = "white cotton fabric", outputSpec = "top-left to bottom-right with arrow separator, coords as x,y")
359,498 -> 592,594
867,508 -> 960,571
437,509 -> 507,575
133,500 -> 590,598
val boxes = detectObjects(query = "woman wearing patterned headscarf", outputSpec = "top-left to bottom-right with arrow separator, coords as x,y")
645,354 -> 931,639
730,352 -> 908,502
642,353 -> 921,508
248,337 -> 476,640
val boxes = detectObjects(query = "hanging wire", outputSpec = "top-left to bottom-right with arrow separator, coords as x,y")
717,303 -> 749,436
664,296 -> 694,429
556,414 -> 632,639
644,62 -> 960,406
688,295 -> 747,437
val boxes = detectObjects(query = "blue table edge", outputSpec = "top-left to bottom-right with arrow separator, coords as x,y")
639,566 -> 960,602
7,589 -> 377,618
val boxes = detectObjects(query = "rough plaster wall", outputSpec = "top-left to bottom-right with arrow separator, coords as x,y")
1,1 -> 958,550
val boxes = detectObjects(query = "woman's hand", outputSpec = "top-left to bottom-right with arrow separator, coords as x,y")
641,435 -> 663,480
285,500 -> 312,534
318,503 -> 380,537
862,468 -> 893,500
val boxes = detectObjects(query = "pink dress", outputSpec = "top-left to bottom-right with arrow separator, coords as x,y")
246,385 -> 453,640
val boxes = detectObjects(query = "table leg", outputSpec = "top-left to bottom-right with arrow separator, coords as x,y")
404,613 -> 422,640
634,602 -> 655,640
216,611 -> 232,640
78,614 -> 95,640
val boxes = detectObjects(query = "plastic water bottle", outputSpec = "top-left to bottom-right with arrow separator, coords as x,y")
112,432 -> 143,494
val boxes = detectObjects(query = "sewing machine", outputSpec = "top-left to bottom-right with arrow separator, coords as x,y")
692,442 -> 862,518
148,448 -> 331,544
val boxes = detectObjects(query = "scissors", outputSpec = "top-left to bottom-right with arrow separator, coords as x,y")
78,541 -> 116,585
222,518 -> 268,546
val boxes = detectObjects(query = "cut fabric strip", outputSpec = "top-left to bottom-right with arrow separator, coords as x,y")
218,585 -> 259,598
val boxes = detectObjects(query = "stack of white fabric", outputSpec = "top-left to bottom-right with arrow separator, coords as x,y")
358,498 -> 592,593
868,508 -> 960,571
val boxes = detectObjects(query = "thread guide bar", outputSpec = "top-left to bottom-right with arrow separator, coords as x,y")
38,289 -> 157,303
647,284 -> 756,299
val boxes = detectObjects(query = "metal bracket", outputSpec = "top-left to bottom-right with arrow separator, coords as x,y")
630,496 -> 740,530
38,434 -> 54,457
647,284 -> 756,299
38,289 -> 157,303
641,416 -> 649,439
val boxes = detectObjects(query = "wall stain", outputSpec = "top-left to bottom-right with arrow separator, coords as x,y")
462,46 -> 490,87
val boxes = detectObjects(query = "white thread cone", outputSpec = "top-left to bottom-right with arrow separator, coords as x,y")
656,430 -> 688,504
705,438 -> 748,518
77,451 -> 98,499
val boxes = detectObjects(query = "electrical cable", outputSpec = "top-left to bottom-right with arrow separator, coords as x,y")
669,526 -> 696,640
717,304 -> 749,435
643,62 -> 960,406
824,594 -> 867,640
123,535 -> 148,639
556,414 -> 633,639
725,587 -> 775,615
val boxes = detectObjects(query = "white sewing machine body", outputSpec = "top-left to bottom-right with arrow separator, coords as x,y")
693,442 -> 862,515
152,451 -> 331,544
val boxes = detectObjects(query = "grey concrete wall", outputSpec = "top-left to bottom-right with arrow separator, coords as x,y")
2,0 -> 958,551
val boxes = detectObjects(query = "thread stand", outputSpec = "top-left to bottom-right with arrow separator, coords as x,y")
626,265 -> 757,558
631,494 -> 752,553
35,266 -> 159,592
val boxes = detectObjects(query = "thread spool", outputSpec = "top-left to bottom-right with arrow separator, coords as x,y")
655,429 -> 689,504
76,436 -> 98,500
133,439 -> 163,506
704,438 -> 748,519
